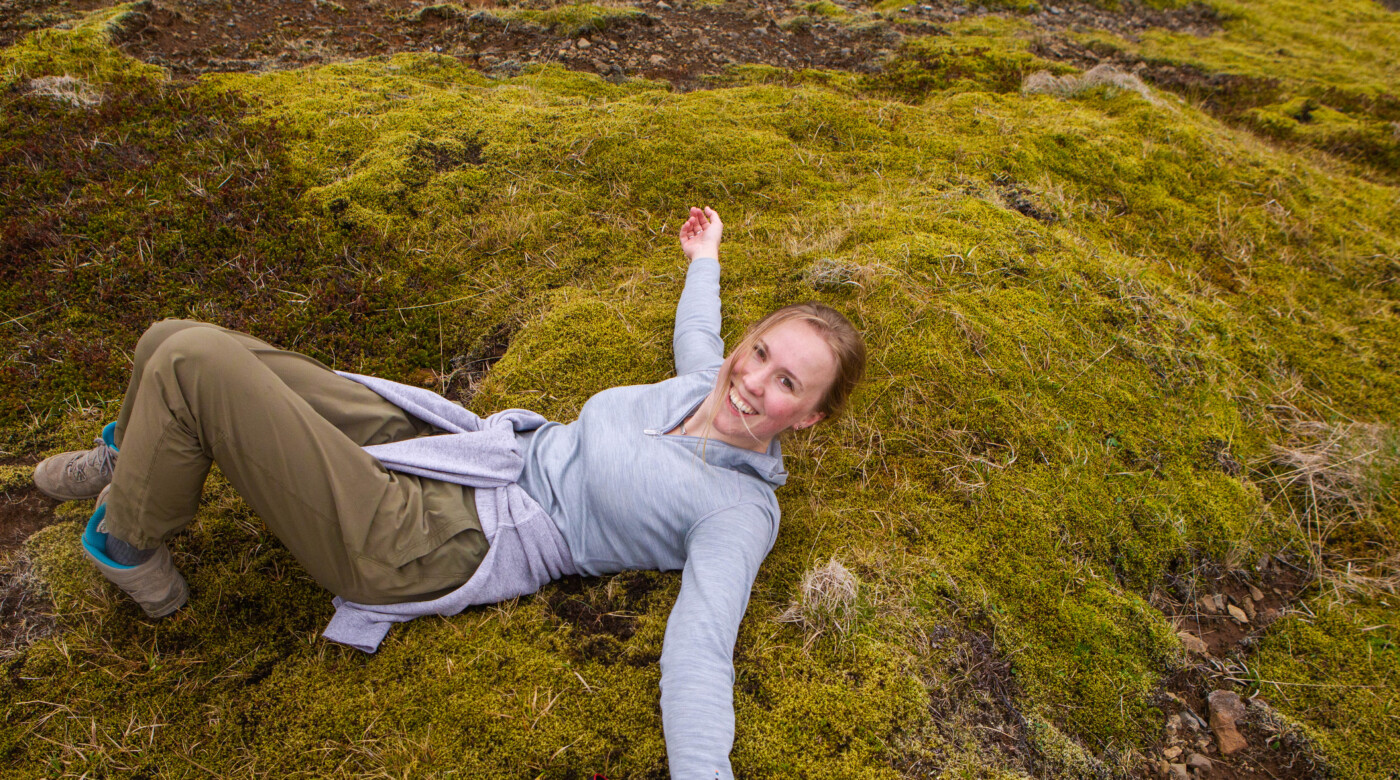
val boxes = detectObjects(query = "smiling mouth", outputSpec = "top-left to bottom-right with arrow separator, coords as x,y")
728,386 -> 758,415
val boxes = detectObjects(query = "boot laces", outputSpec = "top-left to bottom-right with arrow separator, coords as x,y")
70,436 -> 117,481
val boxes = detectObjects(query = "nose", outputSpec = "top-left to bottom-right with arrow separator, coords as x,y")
741,365 -> 765,396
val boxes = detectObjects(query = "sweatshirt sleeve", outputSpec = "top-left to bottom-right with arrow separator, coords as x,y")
673,256 -> 725,376
659,503 -> 777,780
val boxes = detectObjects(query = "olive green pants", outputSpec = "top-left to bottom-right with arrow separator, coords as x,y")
104,320 -> 488,605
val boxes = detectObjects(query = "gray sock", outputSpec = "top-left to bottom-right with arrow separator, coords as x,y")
106,535 -> 156,566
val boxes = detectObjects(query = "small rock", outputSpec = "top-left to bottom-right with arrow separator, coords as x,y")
577,37 -> 591,49
648,53 -> 666,65
1187,752 -> 1213,771
1163,745 -> 1183,759
1168,763 -> 1190,780
1241,598 -> 1257,621
656,0 -> 671,8
1208,690 -> 1249,754
1249,584 -> 1265,602
1182,709 -> 1207,731
1198,596 -> 1218,614
1178,631 -> 1209,656
1166,714 -> 1182,735
1227,604 -> 1249,623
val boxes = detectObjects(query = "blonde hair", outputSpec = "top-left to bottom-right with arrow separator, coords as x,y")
703,303 -> 866,438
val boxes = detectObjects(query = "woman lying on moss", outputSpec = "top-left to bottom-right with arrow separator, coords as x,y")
34,206 -> 866,779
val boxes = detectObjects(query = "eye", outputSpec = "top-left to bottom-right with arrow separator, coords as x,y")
754,344 -> 767,361
780,376 -> 794,391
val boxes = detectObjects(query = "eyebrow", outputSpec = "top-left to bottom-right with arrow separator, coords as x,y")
757,338 -> 807,392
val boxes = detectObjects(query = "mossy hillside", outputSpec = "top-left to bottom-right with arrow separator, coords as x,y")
3,9 -> 1400,779
217,48 -> 1400,767
1083,0 -> 1400,178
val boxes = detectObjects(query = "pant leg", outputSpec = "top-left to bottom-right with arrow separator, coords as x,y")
104,323 -> 487,605
114,319 -> 430,448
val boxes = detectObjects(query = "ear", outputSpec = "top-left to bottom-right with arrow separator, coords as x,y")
794,411 -> 826,431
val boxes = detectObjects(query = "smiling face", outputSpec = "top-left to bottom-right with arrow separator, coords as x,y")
706,319 -> 840,452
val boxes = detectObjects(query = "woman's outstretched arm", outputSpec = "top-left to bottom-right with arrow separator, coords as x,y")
659,503 -> 777,779
673,207 -> 726,375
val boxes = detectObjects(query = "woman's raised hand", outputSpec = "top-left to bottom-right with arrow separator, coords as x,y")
679,206 -> 723,262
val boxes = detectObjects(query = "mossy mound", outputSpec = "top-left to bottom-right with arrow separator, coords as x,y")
2,1 -> 1399,777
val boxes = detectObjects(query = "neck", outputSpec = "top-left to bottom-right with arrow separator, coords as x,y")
682,398 -> 772,454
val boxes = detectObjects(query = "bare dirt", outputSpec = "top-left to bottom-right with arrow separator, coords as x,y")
1149,557 -> 1323,779
0,0 -> 1221,91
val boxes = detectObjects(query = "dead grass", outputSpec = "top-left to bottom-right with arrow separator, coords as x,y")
1022,63 -> 1157,104
778,557 -> 860,639
1265,419 -> 1400,604
0,550 -> 58,660
24,74 -> 102,108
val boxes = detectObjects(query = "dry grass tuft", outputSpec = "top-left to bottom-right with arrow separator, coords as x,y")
801,257 -> 864,291
26,75 -> 102,109
0,551 -> 59,660
779,557 -> 860,638
1266,420 -> 1400,601
1022,64 -> 1156,103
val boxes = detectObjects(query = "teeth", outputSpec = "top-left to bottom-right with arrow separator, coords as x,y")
729,387 -> 756,415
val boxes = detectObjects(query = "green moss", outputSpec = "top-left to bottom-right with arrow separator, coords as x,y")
799,0 -> 848,18
1250,601 -> 1400,778
864,17 -> 1076,99
490,3 -> 647,37
1089,0 -> 1400,178
4,3 -> 1400,777
0,464 -> 34,493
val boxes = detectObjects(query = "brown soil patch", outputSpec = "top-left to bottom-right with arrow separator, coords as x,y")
1149,557 -> 1322,779
0,465 -> 62,659
1,0 -> 1221,90
0,471 -> 61,557
544,571 -> 662,665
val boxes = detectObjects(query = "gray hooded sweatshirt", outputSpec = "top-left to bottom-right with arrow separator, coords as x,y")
325,257 -> 784,780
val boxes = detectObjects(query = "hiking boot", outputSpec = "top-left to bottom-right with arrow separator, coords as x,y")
34,421 -> 119,502
81,485 -> 188,618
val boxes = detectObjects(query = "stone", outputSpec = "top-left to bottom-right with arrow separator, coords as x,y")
1208,690 -> 1248,754
1227,604 -> 1249,623
1168,763 -> 1190,780
1163,745 -> 1183,759
1187,752 -> 1213,771
648,54 -> 666,65
1178,630 -> 1209,655
1182,709 -> 1206,731
577,38 -> 591,49
1249,584 -> 1265,602
1198,596 -> 1218,614
1241,597 -> 1257,621
656,0 -> 672,8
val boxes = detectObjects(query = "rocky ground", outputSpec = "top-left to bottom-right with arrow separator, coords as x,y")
1,0 -> 1221,89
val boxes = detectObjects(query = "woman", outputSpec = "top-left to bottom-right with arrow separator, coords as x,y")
34,206 -> 866,779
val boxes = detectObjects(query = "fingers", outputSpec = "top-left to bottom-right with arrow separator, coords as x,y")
679,206 -> 721,244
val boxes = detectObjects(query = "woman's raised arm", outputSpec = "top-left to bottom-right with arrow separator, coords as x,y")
673,207 -> 726,375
